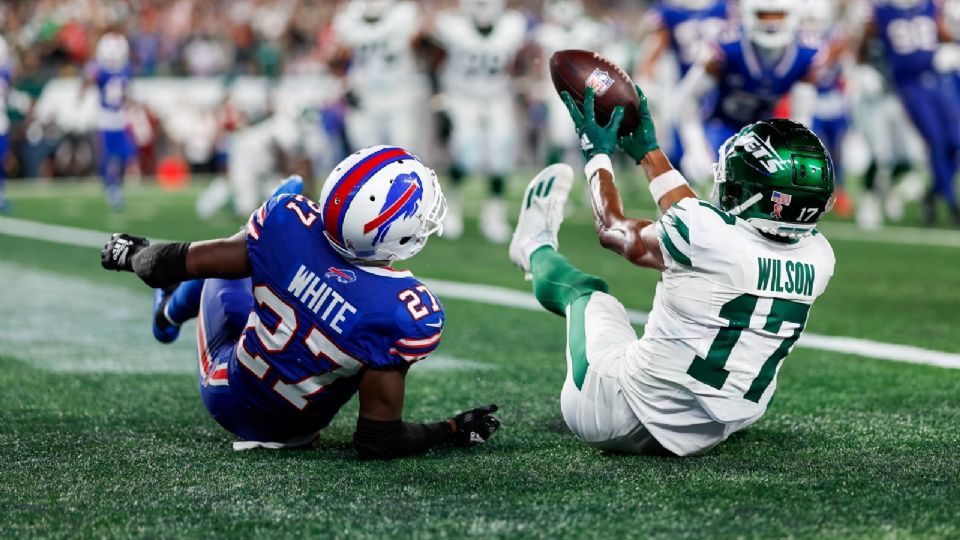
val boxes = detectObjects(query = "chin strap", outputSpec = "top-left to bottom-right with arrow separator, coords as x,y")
726,192 -> 763,216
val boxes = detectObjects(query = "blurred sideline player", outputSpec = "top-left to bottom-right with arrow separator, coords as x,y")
865,0 -> 960,225
847,3 -> 925,230
509,84 -> 834,456
802,0 -> 854,218
0,37 -> 12,213
676,0 -> 821,184
332,0 -> 429,156
533,0 -> 606,165
431,0 -> 527,243
101,147 -> 500,458
81,32 -> 135,210
196,104 -> 317,219
636,0 -> 728,167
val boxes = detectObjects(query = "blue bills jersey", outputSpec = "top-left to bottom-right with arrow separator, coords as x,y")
872,0 -> 941,82
0,65 -> 11,135
708,28 -> 820,127
88,61 -> 132,131
233,193 -> 444,414
651,0 -> 729,76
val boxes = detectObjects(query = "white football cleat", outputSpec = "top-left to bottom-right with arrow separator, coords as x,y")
857,190 -> 882,231
443,188 -> 464,240
509,163 -> 575,276
480,198 -> 511,244
196,177 -> 231,219
232,432 -> 318,451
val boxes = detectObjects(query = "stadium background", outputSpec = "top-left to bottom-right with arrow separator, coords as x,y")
1,1 -> 959,538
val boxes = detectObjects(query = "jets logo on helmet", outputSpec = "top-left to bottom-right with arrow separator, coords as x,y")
319,146 -> 447,262
712,119 -> 835,238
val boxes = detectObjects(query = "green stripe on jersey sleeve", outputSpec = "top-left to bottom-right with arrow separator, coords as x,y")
672,213 -> 690,243
657,221 -> 692,267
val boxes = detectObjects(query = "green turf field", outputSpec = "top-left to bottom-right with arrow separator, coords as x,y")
1,178 -> 959,539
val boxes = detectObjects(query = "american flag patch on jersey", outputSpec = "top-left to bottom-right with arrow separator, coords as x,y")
771,191 -> 793,205
585,68 -> 615,97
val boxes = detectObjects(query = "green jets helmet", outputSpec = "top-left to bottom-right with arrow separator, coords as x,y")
713,119 -> 835,238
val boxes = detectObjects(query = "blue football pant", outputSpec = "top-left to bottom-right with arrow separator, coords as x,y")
896,79 -> 960,206
812,116 -> 848,187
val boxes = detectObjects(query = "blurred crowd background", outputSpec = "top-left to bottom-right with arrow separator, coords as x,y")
1,0 -> 958,234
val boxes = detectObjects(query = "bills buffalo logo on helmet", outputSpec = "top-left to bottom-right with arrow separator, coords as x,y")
363,172 -> 424,245
325,267 -> 357,284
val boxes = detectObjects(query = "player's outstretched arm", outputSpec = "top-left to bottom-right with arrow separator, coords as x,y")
561,85 -> 692,271
101,231 -> 251,288
617,84 -> 697,214
353,368 -> 500,460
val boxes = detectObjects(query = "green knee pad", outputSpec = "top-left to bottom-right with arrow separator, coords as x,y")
530,246 -> 609,317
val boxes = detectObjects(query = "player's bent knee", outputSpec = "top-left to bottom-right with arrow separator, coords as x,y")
532,266 -> 609,315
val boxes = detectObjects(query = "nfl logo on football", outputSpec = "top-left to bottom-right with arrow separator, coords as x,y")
585,68 -> 615,97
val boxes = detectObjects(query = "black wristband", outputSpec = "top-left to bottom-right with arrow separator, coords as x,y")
353,417 -> 453,460
131,242 -> 191,288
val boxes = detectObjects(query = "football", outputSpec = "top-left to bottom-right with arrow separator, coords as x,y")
549,49 -> 641,136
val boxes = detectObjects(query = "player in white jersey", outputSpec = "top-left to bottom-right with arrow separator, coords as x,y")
431,0 -> 528,243
196,106 -> 317,219
534,0 -> 606,165
332,0 -> 429,155
508,85 -> 835,456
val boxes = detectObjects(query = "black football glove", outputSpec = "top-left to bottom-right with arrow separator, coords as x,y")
101,233 -> 150,272
449,404 -> 500,446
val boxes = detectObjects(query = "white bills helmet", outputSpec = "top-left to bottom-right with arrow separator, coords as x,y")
741,0 -> 799,50
319,146 -> 447,262
96,32 -> 130,72
461,0 -> 506,27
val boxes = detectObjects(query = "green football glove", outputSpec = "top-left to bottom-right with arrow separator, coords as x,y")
561,86 -> 624,162
617,85 -> 660,164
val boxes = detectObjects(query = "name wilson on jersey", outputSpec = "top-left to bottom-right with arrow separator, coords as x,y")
756,257 -> 815,296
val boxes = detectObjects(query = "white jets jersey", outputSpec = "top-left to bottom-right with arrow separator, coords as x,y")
333,1 -> 422,97
536,19 -> 605,58
433,9 -> 527,99
535,18 -> 605,85
622,198 -> 835,456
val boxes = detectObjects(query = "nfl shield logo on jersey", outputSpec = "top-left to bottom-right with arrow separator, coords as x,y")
585,68 -> 615,97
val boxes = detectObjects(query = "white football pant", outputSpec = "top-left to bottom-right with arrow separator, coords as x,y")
445,95 -> 517,175
560,292 -> 663,454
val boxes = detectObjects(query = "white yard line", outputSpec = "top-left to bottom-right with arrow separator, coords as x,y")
3,216 -> 960,369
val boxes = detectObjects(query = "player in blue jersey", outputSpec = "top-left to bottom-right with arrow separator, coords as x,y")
675,0 -> 823,183
637,0 -> 729,167
866,0 -> 960,225
100,147 -> 501,458
82,33 -> 135,210
803,0 -> 855,217
0,37 -> 13,213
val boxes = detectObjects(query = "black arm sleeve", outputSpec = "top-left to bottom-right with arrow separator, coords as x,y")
353,417 -> 454,460
131,242 -> 192,288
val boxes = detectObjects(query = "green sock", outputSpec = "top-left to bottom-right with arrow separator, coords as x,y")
530,246 -> 609,317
